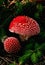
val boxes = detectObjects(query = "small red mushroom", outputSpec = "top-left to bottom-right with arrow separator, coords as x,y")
4,37 -> 21,53
9,16 -> 40,41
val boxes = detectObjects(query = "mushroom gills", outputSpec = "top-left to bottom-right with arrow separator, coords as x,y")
19,35 -> 29,41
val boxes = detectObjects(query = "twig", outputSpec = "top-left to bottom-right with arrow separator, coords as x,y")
5,57 -> 13,63
1,62 -> 5,65
7,0 -> 16,8
0,60 -> 2,65
0,56 -> 9,63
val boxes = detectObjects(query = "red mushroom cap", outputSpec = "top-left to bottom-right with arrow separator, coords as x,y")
9,16 -> 40,37
4,37 -> 21,53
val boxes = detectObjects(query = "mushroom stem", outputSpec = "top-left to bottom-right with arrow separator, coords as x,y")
19,35 -> 29,41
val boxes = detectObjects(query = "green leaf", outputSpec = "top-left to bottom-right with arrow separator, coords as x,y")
31,53 -> 38,63
1,15 -> 12,28
34,12 -> 40,19
9,61 -> 16,65
40,43 -> 45,50
0,28 -> 6,41
0,0 -> 6,5
9,63 -> 16,65
19,50 -> 32,65
36,50 -> 42,58
34,43 -> 40,50
36,43 -> 45,50
0,0 -> 4,5
36,4 -> 43,13
25,43 -> 33,50
9,63 -> 14,65
15,1 -> 23,15
40,31 -> 45,38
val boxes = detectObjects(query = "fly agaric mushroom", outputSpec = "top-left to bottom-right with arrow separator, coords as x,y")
4,37 -> 21,53
9,16 -> 40,41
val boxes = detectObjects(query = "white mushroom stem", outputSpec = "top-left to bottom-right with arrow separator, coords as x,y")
19,35 -> 29,41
